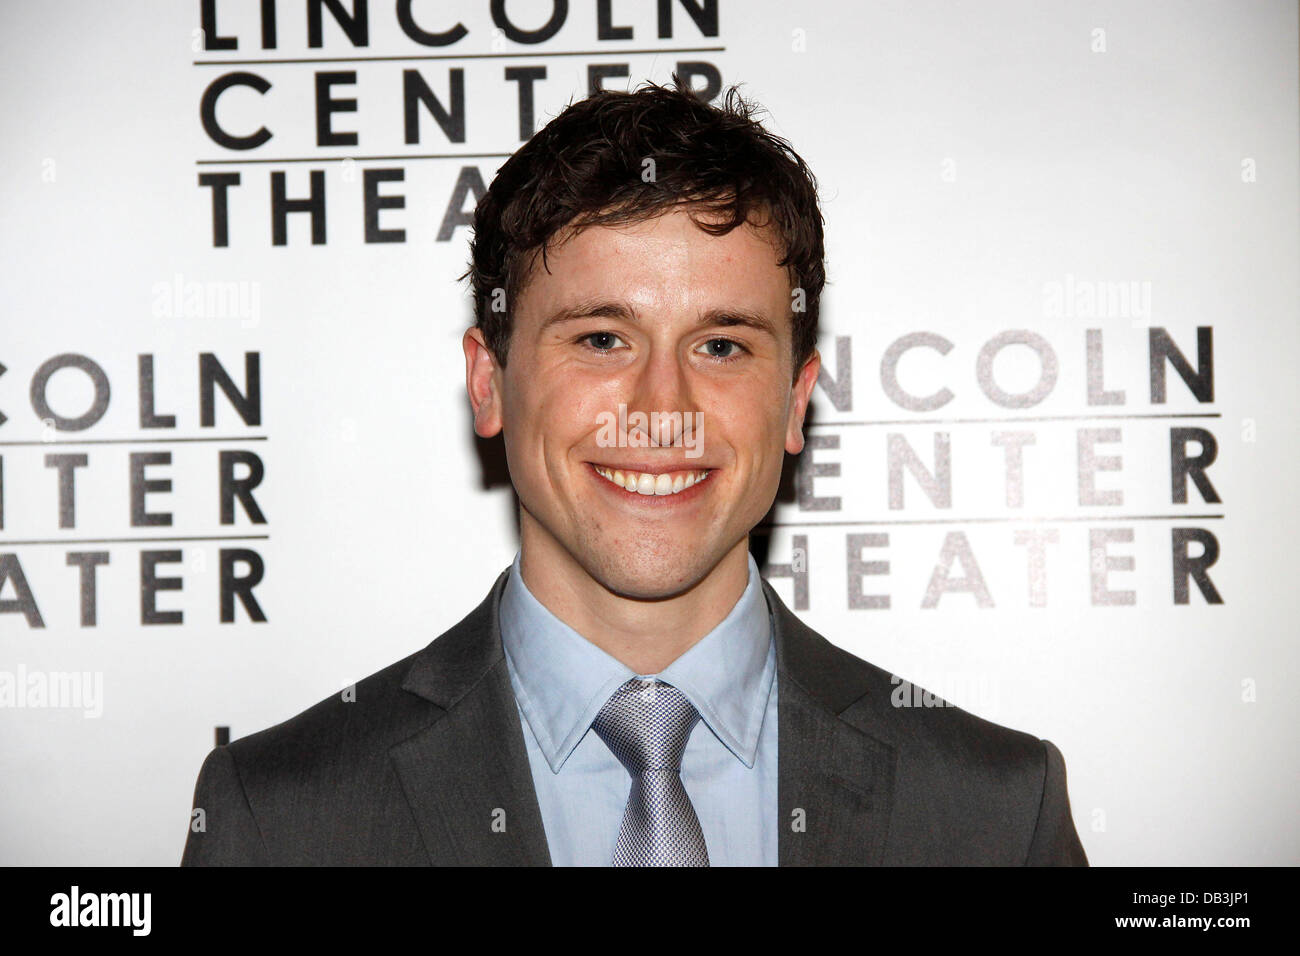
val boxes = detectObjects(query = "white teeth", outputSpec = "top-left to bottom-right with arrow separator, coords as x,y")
593,466 -> 711,497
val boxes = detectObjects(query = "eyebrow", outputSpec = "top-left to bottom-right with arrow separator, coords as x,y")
538,300 -> 781,338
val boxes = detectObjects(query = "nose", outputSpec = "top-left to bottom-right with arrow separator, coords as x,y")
627,340 -> 691,448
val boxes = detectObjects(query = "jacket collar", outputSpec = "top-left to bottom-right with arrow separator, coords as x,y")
762,578 -> 896,866
390,567 -> 895,865
389,569 -> 552,865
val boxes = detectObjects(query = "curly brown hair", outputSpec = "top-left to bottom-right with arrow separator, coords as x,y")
461,76 -> 825,379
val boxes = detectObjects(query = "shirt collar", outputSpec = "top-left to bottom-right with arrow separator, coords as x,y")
499,551 -> 775,773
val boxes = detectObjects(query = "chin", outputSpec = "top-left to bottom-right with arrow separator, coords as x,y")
581,547 -> 719,602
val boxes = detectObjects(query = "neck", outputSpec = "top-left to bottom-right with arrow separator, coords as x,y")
517,524 -> 752,675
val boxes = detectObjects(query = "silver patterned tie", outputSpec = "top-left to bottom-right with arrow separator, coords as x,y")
592,678 -> 710,867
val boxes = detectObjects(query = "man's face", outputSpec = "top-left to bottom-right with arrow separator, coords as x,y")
465,204 -> 819,601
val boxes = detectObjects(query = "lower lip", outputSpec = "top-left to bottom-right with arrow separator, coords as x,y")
586,463 -> 715,506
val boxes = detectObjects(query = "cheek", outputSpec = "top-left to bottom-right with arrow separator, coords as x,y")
502,364 -> 619,456
706,382 -> 792,462
499,366 -> 553,480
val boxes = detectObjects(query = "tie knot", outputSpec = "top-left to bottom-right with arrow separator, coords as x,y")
592,679 -> 700,774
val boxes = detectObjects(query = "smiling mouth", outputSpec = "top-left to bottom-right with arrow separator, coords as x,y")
591,464 -> 713,497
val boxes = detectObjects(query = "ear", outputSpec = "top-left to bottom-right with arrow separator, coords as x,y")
463,326 -> 504,438
785,349 -> 820,455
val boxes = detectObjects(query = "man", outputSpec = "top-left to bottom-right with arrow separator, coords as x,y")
182,79 -> 1088,866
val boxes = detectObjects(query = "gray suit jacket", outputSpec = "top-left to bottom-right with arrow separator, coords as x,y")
181,569 -> 1088,865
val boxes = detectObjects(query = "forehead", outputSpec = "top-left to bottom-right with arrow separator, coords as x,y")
516,205 -> 793,316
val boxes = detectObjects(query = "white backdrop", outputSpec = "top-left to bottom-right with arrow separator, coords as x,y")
1,0 -> 1296,865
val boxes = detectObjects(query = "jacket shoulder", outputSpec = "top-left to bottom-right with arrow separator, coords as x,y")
227,646 -> 436,777
225,571 -> 507,776
836,640 -> 1044,767
772,594 -> 1044,765
182,579 -> 506,865
768,586 -> 1085,864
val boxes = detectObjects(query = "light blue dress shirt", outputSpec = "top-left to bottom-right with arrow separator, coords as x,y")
498,551 -> 778,866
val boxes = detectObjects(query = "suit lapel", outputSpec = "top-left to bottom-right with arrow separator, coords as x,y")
389,570 -> 552,866
766,581 -> 896,866
387,569 -> 894,866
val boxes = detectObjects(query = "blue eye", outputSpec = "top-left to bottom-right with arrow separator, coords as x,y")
698,338 -> 743,359
583,331 -> 625,351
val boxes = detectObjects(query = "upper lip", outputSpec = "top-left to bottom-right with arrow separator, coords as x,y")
587,461 -> 713,473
